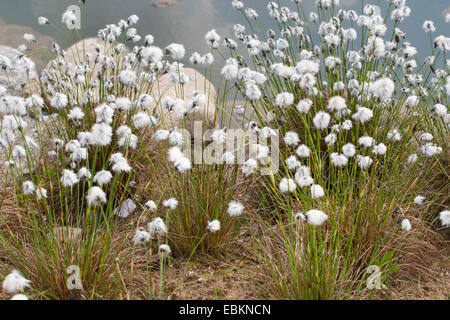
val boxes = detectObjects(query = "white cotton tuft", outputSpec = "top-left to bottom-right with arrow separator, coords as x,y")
372,143 -> 387,155
222,151 -> 235,164
228,201 -> 244,217
407,154 -> 418,164
356,155 -> 373,169
148,217 -> 167,238
22,181 -> 34,195
133,228 -> 151,245
145,200 -> 157,212
86,187 -> 107,207
61,169 -> 79,187
313,111 -> 331,130
207,220 -> 221,233
342,143 -> 356,158
275,92 -> 294,107
165,43 -> 186,60
401,218 -> 412,231
305,210 -> 328,226
439,210 -> 450,227
279,178 -> 296,193
413,196 -> 425,205
370,78 -> 395,99
284,131 -> 300,146
330,153 -> 348,167
352,107 -> 373,123
163,198 -> 178,210
51,93 -> 68,109
10,294 -> 29,300
294,211 -> 306,222
93,170 -> 112,186
327,96 -> 346,112
286,156 -> 300,170
242,158 -> 258,177
296,144 -> 310,158
358,136 -> 374,148
159,244 -> 171,257
2,270 -> 31,294
310,184 -> 325,198
296,99 -> 312,114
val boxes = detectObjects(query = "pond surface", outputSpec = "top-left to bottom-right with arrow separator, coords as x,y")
0,0 -> 449,68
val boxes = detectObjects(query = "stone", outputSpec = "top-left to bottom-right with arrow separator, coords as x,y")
63,37 -> 109,75
44,37 -> 117,82
220,99 -> 263,129
45,39 -> 218,132
0,17 -> 55,71
58,38 -> 114,88
41,38 -> 127,105
150,67 -> 217,132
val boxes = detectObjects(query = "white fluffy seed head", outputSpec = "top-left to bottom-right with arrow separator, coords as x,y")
306,210 -> 328,226
310,184 -> 325,198
313,111 -> 331,130
207,220 -> 221,233
228,201 -> 244,217
284,131 -> 300,146
401,218 -> 412,231
275,92 -> 294,107
280,178 -> 297,193
86,186 -> 107,207
296,99 -> 312,113
148,217 -> 167,238
133,229 -> 151,245
163,198 -> 178,210
327,96 -> 347,112
2,270 -> 31,294
439,210 -> 450,227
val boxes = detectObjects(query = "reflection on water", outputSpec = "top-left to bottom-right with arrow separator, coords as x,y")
153,0 -> 182,7
0,0 -> 448,68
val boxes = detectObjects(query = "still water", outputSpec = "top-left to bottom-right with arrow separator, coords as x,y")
0,0 -> 449,69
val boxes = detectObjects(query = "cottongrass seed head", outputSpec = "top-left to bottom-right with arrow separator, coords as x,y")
305,210 -> 328,226
2,270 -> 31,294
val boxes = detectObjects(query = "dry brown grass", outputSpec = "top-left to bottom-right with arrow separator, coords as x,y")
166,247 -> 258,300
0,178 -> 448,300
373,214 -> 449,300
368,153 -> 449,301
0,136 -> 448,300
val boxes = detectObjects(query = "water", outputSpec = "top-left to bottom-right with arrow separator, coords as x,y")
0,0 -> 448,70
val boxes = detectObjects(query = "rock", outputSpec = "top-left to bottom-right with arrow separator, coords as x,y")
44,38 -> 218,131
221,99 -> 263,129
45,37 -> 117,81
58,38 -> 114,88
41,38 -> 128,105
0,17 -> 55,71
150,67 -> 217,132
63,37 -> 109,74
0,45 -> 37,96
